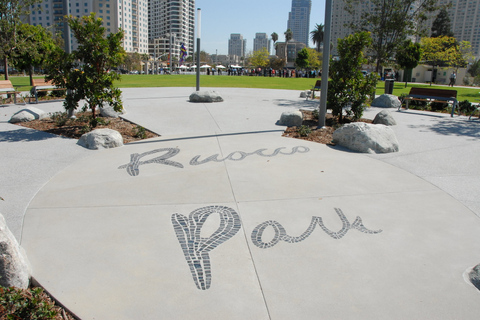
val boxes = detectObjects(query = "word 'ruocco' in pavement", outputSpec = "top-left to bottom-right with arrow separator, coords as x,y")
118,146 -> 310,176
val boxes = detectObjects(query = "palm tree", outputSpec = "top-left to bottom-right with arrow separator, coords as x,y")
284,29 -> 293,65
310,24 -> 324,52
271,32 -> 278,53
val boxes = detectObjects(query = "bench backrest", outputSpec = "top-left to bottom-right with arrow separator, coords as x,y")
409,87 -> 457,99
313,80 -> 321,88
0,80 -> 14,89
32,78 -> 54,86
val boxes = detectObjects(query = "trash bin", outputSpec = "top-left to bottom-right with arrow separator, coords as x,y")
385,79 -> 394,94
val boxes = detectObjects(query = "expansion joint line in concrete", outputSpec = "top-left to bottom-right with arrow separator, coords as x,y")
215,135 -> 272,320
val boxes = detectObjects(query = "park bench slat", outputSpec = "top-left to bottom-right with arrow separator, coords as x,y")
399,87 -> 458,117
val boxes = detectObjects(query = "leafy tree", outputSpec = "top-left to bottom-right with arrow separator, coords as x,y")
345,0 -> 439,73
0,0 -> 40,79
250,47 -> 269,68
124,52 -> 141,71
310,23 -> 324,52
421,36 -> 472,70
468,59 -> 480,77
306,47 -> 322,70
12,24 -> 58,85
395,39 -> 422,86
431,8 -> 454,37
269,56 -> 284,70
271,32 -> 278,46
284,28 -> 293,64
327,32 -> 378,122
46,13 -> 125,121
295,48 -> 309,70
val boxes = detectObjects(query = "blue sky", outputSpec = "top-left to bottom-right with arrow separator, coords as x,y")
195,0 -> 326,55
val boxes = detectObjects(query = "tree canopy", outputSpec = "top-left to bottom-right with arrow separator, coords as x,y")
421,36 -> 473,70
431,8 -> 454,38
310,24 -> 324,52
0,0 -> 41,79
46,13 -> 125,121
250,47 -> 269,68
345,0 -> 439,73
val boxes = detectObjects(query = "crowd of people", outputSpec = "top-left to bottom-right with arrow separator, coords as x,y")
199,67 -> 321,78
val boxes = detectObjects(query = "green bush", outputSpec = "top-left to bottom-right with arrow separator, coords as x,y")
297,125 -> 312,137
0,286 -> 60,319
134,125 -> 147,139
50,112 -> 69,127
429,101 -> 447,112
458,100 -> 476,115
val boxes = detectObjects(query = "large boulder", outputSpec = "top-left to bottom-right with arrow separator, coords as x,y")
189,90 -> 223,103
9,107 -> 47,123
373,110 -> 397,126
332,122 -> 399,154
371,94 -> 401,109
77,128 -> 123,150
278,110 -> 303,127
468,264 -> 480,290
0,213 -> 31,289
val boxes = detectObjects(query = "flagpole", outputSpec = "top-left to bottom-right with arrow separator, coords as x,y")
196,8 -> 201,91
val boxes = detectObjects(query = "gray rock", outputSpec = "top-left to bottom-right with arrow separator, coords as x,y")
300,91 -> 311,98
332,122 -> 399,153
468,264 -> 480,290
279,110 -> 303,127
0,213 -> 31,289
371,94 -> 401,109
77,128 -> 124,150
9,107 -> 47,123
100,105 -> 126,118
189,90 -> 223,103
373,110 -> 397,126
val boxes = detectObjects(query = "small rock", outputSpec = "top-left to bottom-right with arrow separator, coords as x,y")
0,213 -> 31,289
77,128 -> 123,150
100,105 -> 126,118
371,94 -> 401,109
9,107 -> 47,123
279,110 -> 303,127
300,91 -> 311,98
332,122 -> 399,153
373,110 -> 397,126
189,90 -> 223,103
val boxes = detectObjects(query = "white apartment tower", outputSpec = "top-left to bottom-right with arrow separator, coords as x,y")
253,33 -> 271,54
228,33 -> 246,57
26,0 -> 149,53
425,0 -> 480,58
148,0 -> 195,63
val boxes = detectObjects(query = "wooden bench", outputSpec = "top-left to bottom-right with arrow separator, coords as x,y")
31,78 -> 65,104
308,80 -> 321,99
0,80 -> 25,104
399,87 -> 458,117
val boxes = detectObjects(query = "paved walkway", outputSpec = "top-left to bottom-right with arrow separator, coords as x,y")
1,88 -> 480,319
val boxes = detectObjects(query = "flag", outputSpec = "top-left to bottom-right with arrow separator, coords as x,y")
179,43 -> 187,64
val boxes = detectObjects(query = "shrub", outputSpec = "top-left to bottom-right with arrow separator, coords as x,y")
458,100 -> 476,115
0,286 -> 60,319
297,125 -> 312,137
50,112 -> 69,127
134,125 -> 147,139
429,101 -> 447,112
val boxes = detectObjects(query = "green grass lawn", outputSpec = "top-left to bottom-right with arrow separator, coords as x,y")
7,74 -> 480,103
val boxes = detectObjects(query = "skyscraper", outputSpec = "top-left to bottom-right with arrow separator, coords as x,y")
25,0 -> 149,53
253,33 -> 271,54
287,0 -> 312,47
148,0 -> 195,61
228,34 -> 246,57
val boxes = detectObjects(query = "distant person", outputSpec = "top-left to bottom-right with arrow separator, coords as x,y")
449,72 -> 456,87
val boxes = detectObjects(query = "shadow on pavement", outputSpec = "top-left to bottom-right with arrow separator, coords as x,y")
408,118 -> 480,140
0,128 -> 65,142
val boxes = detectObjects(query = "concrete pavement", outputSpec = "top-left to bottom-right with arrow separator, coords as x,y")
1,87 -> 480,319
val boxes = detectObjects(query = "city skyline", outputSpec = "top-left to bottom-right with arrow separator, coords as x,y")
195,0 -> 325,55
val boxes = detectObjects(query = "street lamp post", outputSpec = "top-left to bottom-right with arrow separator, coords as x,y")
196,8 -> 201,91
318,0 -> 332,128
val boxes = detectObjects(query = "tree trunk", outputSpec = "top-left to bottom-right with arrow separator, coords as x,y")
3,56 -> 9,80
29,66 -> 33,86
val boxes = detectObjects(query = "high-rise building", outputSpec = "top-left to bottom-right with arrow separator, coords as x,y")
253,33 -> 271,54
148,0 -> 195,62
425,0 -> 480,58
228,34 -> 246,57
287,0 -> 312,47
25,0 -> 149,53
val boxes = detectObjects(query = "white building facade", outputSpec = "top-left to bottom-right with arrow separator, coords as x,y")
26,0 -> 149,53
253,33 -> 271,54
228,33 -> 246,57
147,0 -> 195,63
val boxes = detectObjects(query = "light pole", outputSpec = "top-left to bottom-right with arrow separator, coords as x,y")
318,0 -> 332,128
196,8 -> 201,91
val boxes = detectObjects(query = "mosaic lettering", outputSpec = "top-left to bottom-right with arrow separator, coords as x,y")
189,146 -> 310,165
118,148 -> 183,176
119,146 -> 310,176
171,206 -> 241,290
251,208 -> 382,249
